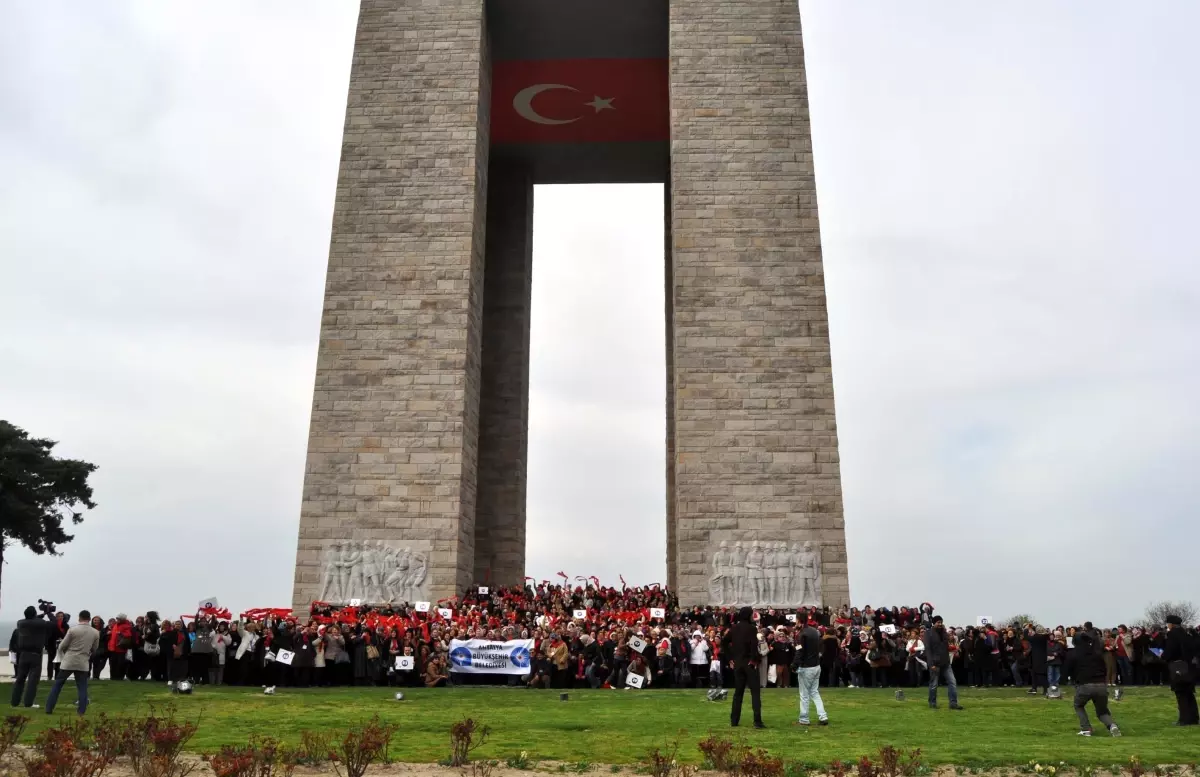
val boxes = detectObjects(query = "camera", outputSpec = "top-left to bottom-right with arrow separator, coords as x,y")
37,599 -> 56,616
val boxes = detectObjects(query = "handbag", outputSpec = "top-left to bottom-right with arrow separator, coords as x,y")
1168,660 -> 1193,685
366,644 -> 380,661
173,643 -> 183,659
143,643 -> 161,658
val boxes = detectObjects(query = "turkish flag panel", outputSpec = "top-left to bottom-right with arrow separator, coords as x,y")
491,59 -> 669,144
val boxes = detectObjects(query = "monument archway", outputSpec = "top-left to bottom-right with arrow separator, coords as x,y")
291,0 -> 849,612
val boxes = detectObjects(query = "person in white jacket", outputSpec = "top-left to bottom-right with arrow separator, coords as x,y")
689,631 -> 711,688
211,623 -> 232,685
905,630 -> 927,687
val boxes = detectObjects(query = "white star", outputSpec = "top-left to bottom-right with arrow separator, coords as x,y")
586,96 -> 615,112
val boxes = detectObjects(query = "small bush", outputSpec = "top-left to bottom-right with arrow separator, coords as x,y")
470,761 -> 499,777
697,734 -> 738,773
642,744 -> 680,777
297,730 -> 335,766
828,761 -> 850,777
121,704 -> 199,777
504,752 -> 534,770
1127,759 -> 1148,777
1,715 -> 30,761
21,719 -> 116,777
875,747 -> 923,777
449,718 -> 491,768
330,716 -> 398,777
856,756 -> 877,777
738,750 -> 784,777
205,737 -> 298,777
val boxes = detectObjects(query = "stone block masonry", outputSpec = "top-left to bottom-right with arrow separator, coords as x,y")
293,0 -> 850,610
292,0 -> 493,612
667,0 -> 850,607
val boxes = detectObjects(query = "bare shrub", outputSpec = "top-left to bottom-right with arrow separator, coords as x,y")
330,716 -> 398,777
449,719 -> 491,768
20,719 -> 115,777
0,715 -> 30,761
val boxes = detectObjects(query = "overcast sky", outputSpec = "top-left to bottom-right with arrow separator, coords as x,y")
2,2 -> 1198,627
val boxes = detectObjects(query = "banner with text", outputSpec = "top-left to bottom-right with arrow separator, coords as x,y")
448,639 -> 535,675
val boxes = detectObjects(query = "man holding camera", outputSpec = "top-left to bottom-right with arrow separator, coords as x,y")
10,604 -> 52,708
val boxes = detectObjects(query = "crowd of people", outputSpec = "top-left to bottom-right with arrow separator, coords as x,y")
9,583 -> 1199,730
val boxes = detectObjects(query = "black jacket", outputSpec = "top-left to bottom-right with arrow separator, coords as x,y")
1162,627 -> 1194,664
723,619 -> 760,668
1027,632 -> 1050,672
1064,633 -> 1106,685
13,616 -> 51,655
795,626 -> 821,669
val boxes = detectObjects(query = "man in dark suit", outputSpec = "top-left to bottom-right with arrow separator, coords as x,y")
1163,615 -> 1198,726
10,606 -> 51,708
721,607 -> 764,728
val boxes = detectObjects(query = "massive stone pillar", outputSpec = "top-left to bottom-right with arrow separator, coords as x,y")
291,0 -> 491,611
474,161 -> 533,589
668,0 -> 850,608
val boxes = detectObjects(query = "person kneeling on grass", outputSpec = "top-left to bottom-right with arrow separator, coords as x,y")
1063,630 -> 1121,737
424,655 -> 450,688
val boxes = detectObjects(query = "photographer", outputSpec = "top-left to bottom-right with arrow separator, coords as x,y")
10,603 -> 53,708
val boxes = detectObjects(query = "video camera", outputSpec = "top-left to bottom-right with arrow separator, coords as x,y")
37,599 -> 56,616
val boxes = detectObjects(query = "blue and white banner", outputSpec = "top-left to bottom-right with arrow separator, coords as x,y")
448,638 -> 534,675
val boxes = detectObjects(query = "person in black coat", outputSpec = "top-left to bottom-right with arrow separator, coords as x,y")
1162,615 -> 1198,726
1026,626 -> 1050,695
1063,630 -> 1121,737
721,607 -> 764,728
10,606 -> 51,708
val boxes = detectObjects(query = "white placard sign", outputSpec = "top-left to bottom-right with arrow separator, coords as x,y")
881,624 -> 897,635
573,610 -> 587,619
976,616 -> 992,627
650,608 -> 665,619
349,599 -> 362,607
478,586 -> 490,595
198,596 -> 219,610
785,614 -> 797,623
629,636 -> 647,654
438,608 -> 453,619
415,602 -> 430,612
276,649 -> 295,666
626,673 -> 645,689
395,656 -> 415,671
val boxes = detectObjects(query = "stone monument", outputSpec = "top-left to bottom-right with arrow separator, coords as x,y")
291,0 -> 850,612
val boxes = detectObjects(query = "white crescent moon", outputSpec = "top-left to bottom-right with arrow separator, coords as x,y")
513,84 -> 580,125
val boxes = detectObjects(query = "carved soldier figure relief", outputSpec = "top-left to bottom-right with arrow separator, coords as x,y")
706,538 -> 824,607
710,540 -> 733,604
315,539 -> 430,604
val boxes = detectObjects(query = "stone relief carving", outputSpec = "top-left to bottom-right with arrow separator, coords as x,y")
318,540 -> 429,604
708,540 -> 822,607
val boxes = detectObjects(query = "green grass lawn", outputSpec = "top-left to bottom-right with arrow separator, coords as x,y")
12,682 -> 1200,767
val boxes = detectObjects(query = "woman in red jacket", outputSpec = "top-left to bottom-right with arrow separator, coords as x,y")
107,614 -> 134,680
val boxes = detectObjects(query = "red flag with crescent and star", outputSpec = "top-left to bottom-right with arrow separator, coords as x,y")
491,59 -> 669,144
